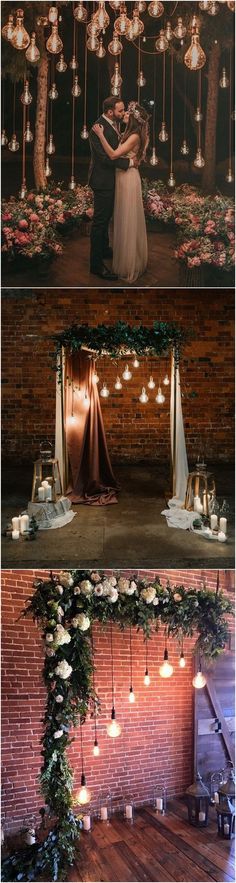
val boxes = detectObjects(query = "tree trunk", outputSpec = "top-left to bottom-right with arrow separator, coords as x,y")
33,55 -> 49,190
202,42 -> 221,194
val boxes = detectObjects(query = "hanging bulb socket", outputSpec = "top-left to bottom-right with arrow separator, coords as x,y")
179,651 -> 186,669
107,706 -> 122,737
1,130 -> 8,147
69,175 -> 76,190
129,686 -> 135,703
93,739 -> 100,757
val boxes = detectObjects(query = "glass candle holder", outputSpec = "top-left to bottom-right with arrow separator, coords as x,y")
80,807 -> 93,832
153,785 -> 167,814
210,771 -> 224,805
123,795 -> 135,823
98,792 -> 112,823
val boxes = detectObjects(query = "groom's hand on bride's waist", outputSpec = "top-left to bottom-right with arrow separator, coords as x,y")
130,158 -> 139,169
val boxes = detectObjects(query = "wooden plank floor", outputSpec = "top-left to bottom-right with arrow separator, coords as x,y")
68,801 -> 235,883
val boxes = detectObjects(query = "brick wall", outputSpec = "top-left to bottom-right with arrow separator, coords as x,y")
2,289 -> 234,463
2,568 -> 234,834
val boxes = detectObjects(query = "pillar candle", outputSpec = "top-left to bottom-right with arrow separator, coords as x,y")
125,804 -> 133,819
224,822 -> 230,835
12,517 -> 20,531
194,496 -> 203,514
83,815 -> 91,831
202,492 -> 208,515
218,531 -> 226,543
100,806 -> 108,821
42,480 -> 49,489
199,811 -> 206,822
219,517 -> 227,534
155,798 -> 163,811
214,792 -> 219,804
45,485 -> 52,501
20,514 -> 29,534
12,530 -> 20,540
210,514 -> 218,529
38,486 -> 45,501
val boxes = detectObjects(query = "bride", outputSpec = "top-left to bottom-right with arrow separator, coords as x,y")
93,102 -> 149,284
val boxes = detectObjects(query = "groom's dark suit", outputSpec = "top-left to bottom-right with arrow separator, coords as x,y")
88,115 -> 130,274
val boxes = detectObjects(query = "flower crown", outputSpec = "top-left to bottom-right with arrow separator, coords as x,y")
128,101 -> 146,123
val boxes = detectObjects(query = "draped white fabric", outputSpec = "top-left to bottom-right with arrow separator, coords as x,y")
170,352 -> 189,505
55,355 -> 66,494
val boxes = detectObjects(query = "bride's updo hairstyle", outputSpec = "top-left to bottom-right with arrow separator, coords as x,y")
121,102 -> 150,161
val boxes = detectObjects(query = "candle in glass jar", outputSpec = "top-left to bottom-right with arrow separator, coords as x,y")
12,516 -> 20,531
214,791 -> 219,804
224,822 -> 230,835
12,529 -> 20,540
20,514 -> 29,534
125,804 -> 133,819
45,485 -> 52,501
100,806 -> 108,821
38,486 -> 45,501
219,517 -> 227,534
210,514 -> 218,530
83,815 -> 91,831
199,811 -> 206,822
194,496 -> 203,514
155,797 -> 163,811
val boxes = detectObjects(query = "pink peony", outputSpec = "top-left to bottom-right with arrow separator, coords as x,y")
29,213 -> 39,223
18,219 -> 28,230
2,212 -> 12,221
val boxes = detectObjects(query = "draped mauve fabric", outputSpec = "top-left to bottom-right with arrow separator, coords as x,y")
65,351 -> 118,505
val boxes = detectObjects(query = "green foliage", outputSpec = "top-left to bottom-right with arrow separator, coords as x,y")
53,320 -> 188,372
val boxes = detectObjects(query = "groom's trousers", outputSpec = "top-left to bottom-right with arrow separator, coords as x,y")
90,189 -> 114,272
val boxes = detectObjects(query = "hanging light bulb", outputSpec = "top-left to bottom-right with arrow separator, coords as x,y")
144,670 -> 150,686
129,686 -> 135,703
195,106 -> 203,121
155,30 -> 168,52
156,386 -> 165,403
159,648 -> 174,678
2,14 -> 14,41
46,24 -> 63,54
148,376 -> 155,389
93,369 -> 100,384
24,121 -> 34,142
199,1 -> 212,9
56,54 -> 67,72
159,121 -> 169,141
26,32 -> 40,63
219,67 -> 230,87
108,33 -> 123,55
207,1 -> 219,12
76,776 -> 92,805
93,2 -> 110,31
70,55 -> 78,70
81,124 -> 89,139
194,147 -> 205,167
19,182 -> 27,199
45,157 -> 52,177
87,32 -> 100,52
72,76 -> 82,97
49,6 -> 58,23
173,18 -> 187,40
123,364 -> 132,380
168,171 -> 176,187
8,134 -> 20,152
20,81 -> 33,106
163,374 -> 170,386
110,1 -> 121,9
179,651 -> 186,669
46,134 -> 55,155
69,175 -> 76,190
74,3 -> 88,22
96,37 -> 106,58
192,667 -> 207,688
115,376 -> 122,390
107,709 -> 122,737
139,387 -> 149,403
133,356 -> 140,368
226,167 -> 234,182
150,146 -> 159,165
131,9 -> 144,36
111,62 -> 123,89
49,82 -> 58,100
148,1 -> 164,16
114,7 -> 131,35
100,383 -> 110,397
111,84 -> 120,96
11,9 -> 30,50
184,33 -> 206,71
136,1 -> 147,11
93,739 -> 100,757
137,70 -> 146,87
1,130 -> 8,147
165,21 -> 173,41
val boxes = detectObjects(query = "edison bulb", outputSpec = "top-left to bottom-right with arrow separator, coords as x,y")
129,687 -> 135,703
184,35 -> 206,71
96,38 -> 106,58
1,130 -> 8,147
69,175 -> 76,190
180,140 -> 190,155
115,376 -> 122,390
131,10 -> 144,37
179,653 -> 186,669
81,125 -> 89,139
46,134 -> 55,155
108,34 -> 123,55
137,71 -> 146,87
194,148 -> 205,168
159,659 -> 173,678
219,67 -> 229,88
72,76 -> 82,98
148,1 -> 164,16
2,15 -> 14,41
56,54 -> 67,72
107,718 -> 122,737
123,365 -> 132,380
156,387 -> 165,404
111,63 -> 123,89
195,107 -> 203,122
93,741 -> 100,757
76,785 -> 92,805
24,122 -> 34,143
49,6 -> 58,23
163,375 -> 170,386
20,82 -> 33,106
159,122 -> 169,142
70,55 -> 78,70
11,11 -> 30,50
133,357 -> 140,368
9,134 -> 20,152
49,83 -> 58,100
93,371 -> 99,384
94,2 -> 110,30
100,383 -> 110,398
165,21 -> 173,41
173,18 -> 187,39
46,24 -> 63,54
26,32 -> 40,64
226,168 -> 234,183
45,158 -> 52,177
192,670 -> 206,688
155,30 -> 169,52
168,172 -> 176,188
144,671 -> 150,686
74,3 -> 88,22
148,376 -> 155,389
150,147 -> 159,165
139,387 -> 149,403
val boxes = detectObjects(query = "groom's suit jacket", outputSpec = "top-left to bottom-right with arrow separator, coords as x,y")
88,115 -> 130,191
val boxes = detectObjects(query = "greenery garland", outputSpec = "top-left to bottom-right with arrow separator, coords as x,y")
2,570 -> 233,883
52,321 -> 189,368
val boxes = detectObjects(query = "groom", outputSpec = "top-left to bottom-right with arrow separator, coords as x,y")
88,96 -> 137,280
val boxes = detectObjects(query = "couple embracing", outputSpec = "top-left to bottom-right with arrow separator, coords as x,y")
89,96 -> 149,284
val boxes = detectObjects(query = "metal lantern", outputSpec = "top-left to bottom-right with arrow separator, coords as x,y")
186,773 -> 210,826
98,792 -> 112,823
216,796 -> 235,839
219,769 -> 235,807
210,771 -> 224,805
153,785 -> 167,814
185,459 -> 216,516
31,442 -> 62,504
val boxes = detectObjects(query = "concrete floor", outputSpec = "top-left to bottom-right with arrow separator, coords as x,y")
2,462 -> 234,569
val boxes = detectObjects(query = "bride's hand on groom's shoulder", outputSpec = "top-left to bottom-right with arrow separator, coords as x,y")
93,123 -> 104,138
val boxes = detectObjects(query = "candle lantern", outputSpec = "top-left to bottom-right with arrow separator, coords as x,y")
216,796 -> 235,839
210,771 -> 224,805
80,807 -> 93,832
219,769 -> 235,807
123,796 -> 135,823
185,459 -> 216,516
153,785 -> 167,814
31,441 -> 62,503
186,772 -> 210,826
98,792 -> 112,823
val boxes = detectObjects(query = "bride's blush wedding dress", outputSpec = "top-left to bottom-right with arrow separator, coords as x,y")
112,146 -> 148,284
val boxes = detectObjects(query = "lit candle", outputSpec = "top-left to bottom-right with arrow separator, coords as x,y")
12,529 -> 20,540
125,804 -> 133,819
218,531 -> 226,543
194,496 -> 203,514
155,798 -> 163,811
83,815 -> 91,831
219,517 -> 227,534
12,517 -> 20,531
25,829 -> 36,845
214,791 -> 219,804
42,480 -> 49,489
199,811 -> 206,822
20,514 -> 29,534
38,486 -> 45,501
45,485 -> 52,501
224,822 -> 230,835
210,514 -> 218,530
100,806 -> 108,821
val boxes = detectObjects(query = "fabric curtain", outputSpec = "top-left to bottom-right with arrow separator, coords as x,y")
170,352 -> 189,504
55,353 -> 66,494
64,350 -> 118,505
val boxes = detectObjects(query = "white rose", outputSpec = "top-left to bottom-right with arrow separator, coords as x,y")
59,571 -> 74,589
54,729 -> 63,739
46,648 -> 55,657
80,580 -> 93,596
108,588 -> 118,603
57,586 -> 64,596
46,633 -> 54,643
91,572 -> 101,583
118,578 -> 130,593
73,586 -> 81,595
54,625 -> 71,647
55,660 -> 72,680
57,606 -> 64,617
153,597 -> 159,606
125,583 -> 136,596
109,577 -> 117,587
55,695 -> 64,703
94,584 -> 104,596
72,613 -> 90,631
141,587 -> 156,604
102,579 -> 115,595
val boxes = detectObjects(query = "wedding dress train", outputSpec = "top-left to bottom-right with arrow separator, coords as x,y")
112,149 -> 148,284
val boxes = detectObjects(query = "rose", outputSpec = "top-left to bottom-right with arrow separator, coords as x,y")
57,585 -> 64,596
46,648 -> 55,657
72,613 -> 90,631
102,579 -> 116,596
94,584 -> 104,596
73,586 -> 81,595
141,587 -> 156,604
173,593 -> 182,602
59,571 -> 74,589
55,659 -> 72,679
80,579 -> 93,596
125,581 -> 137,596
29,213 -> 39,223
55,694 -> 64,703
108,588 -> 118,603
91,572 -> 101,583
118,578 -> 130,593
18,219 -> 28,229
45,633 -> 54,643
54,625 -> 71,646
54,729 -> 64,739
153,597 -> 159,606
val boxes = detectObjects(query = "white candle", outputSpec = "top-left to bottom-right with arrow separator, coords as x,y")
25,830 -> 36,845
100,806 -> 108,821
38,486 -> 45,501
218,531 -> 226,543
210,514 -> 218,530
194,496 -> 203,514
12,529 -> 20,540
224,822 -> 230,835
125,804 -> 133,819
20,514 -> 29,534
42,480 -> 49,489
199,811 -> 206,822
214,791 -> 219,804
219,517 -> 227,534
45,485 -> 52,501
12,517 -> 20,531
83,815 -> 91,831
202,492 -> 208,515
155,798 -> 163,811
